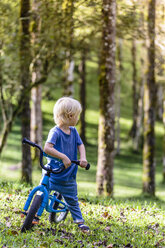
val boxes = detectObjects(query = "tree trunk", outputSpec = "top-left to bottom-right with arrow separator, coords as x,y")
96,0 -> 116,196
130,38 -> 138,139
115,38 -> 123,155
133,57 -> 145,151
63,0 -> 74,97
163,89 -> 165,183
156,84 -> 163,120
133,10 -> 146,152
20,0 -> 32,183
79,50 -> 87,144
30,0 -> 43,163
63,55 -> 74,97
31,86 -> 42,160
142,0 -> 156,195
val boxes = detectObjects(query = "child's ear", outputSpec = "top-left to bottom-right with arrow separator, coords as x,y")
66,113 -> 72,119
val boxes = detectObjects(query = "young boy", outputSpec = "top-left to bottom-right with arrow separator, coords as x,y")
44,97 -> 90,232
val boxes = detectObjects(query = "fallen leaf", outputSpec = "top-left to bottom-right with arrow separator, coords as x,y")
102,211 -> 109,218
6,222 -> 11,227
104,226 -> 112,233
106,245 -> 113,248
13,208 -> 21,214
11,230 -> 19,235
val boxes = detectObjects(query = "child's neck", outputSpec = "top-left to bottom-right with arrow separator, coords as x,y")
58,124 -> 71,135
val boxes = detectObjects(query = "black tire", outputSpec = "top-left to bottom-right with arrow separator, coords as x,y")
49,193 -> 69,224
21,194 -> 42,233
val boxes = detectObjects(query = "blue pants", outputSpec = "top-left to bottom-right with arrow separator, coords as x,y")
49,180 -> 84,224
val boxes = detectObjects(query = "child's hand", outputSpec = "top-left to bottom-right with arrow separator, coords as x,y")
79,159 -> 88,169
62,155 -> 71,169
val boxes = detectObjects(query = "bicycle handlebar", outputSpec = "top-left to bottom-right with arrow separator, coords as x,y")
71,160 -> 90,170
22,138 -> 90,173
22,138 -> 64,174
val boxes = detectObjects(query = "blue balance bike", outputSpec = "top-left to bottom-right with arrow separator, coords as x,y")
21,138 -> 90,233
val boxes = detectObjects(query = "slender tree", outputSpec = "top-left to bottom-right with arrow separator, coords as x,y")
142,0 -> 156,195
97,0 -> 116,196
116,38 -> 123,155
130,37 -> 138,139
30,0 -> 43,163
62,0 -> 75,97
133,8 -> 147,152
20,0 -> 32,183
133,57 -> 145,151
163,89 -> 165,182
79,49 -> 87,144
129,1 -> 139,142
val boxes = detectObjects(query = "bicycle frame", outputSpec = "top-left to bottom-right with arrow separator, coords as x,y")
23,171 -> 68,218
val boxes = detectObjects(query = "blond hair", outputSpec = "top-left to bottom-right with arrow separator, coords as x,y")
53,97 -> 82,125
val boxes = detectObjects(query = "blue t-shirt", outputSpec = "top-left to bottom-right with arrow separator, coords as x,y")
46,126 -> 83,183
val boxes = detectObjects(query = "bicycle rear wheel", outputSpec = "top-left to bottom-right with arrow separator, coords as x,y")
49,192 -> 68,224
21,194 -> 42,232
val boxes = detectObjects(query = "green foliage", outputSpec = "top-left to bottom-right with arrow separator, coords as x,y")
0,0 -> 20,112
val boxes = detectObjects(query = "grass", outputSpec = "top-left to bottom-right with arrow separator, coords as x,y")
0,51 -> 165,247
0,184 -> 165,248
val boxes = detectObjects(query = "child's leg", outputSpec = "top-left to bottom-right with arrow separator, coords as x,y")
63,195 -> 90,232
62,195 -> 84,223
49,180 -> 90,231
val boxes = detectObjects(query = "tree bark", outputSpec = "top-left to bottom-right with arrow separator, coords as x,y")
133,9 -> 146,152
79,50 -> 87,144
133,58 -> 145,151
63,56 -> 74,97
63,0 -> 74,97
156,84 -> 163,120
130,38 -> 138,139
116,38 -> 123,155
163,89 -> 165,183
20,0 -> 32,183
142,0 -> 156,195
96,0 -> 116,196
31,86 -> 42,160
30,0 -> 43,163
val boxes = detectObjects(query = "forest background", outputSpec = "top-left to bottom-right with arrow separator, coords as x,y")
0,0 -> 165,247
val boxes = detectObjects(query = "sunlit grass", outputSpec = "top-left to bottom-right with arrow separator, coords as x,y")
86,109 -> 99,125
0,182 -> 165,247
120,117 -> 132,128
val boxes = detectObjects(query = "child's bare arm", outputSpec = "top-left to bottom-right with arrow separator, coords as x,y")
44,142 -> 71,168
78,144 -> 88,168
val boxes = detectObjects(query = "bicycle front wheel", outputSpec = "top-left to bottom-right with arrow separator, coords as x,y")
49,193 -> 69,224
21,194 -> 42,233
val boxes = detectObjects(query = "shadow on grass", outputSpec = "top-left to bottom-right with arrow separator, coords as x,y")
79,193 -> 165,209
0,155 -> 21,164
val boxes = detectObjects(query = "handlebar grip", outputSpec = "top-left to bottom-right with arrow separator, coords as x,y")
22,138 -> 36,147
71,160 -> 90,170
86,163 -> 90,170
